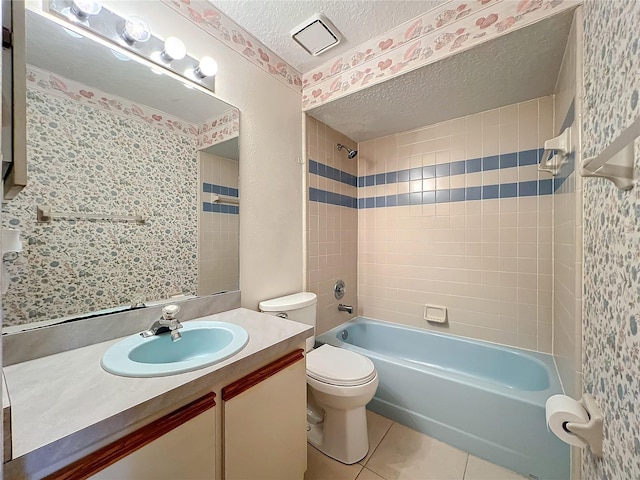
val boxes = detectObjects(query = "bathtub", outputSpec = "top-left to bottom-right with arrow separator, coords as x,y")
316,317 -> 569,480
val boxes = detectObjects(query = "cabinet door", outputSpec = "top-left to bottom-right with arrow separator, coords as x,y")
49,393 -> 216,480
223,350 -> 306,480
90,409 -> 215,480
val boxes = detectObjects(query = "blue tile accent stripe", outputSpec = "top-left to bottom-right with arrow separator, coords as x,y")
309,187 -> 358,208
352,148 -> 545,187
358,180 -> 553,209
309,160 -> 358,187
308,147 -> 553,209
203,183 -> 239,214
203,183 -> 239,197
202,202 -> 239,214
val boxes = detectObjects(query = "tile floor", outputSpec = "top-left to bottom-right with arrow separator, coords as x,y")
304,410 -> 528,480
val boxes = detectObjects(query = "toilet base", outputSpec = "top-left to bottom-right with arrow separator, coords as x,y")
307,404 -> 369,464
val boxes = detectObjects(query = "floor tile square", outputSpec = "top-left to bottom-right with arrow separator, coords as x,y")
304,444 -> 363,480
356,467 -> 387,480
463,455 -> 528,480
359,409 -> 394,466
366,423 -> 468,480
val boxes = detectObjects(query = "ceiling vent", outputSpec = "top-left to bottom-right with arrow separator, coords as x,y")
290,13 -> 342,56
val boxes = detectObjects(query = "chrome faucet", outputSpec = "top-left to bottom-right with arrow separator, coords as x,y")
338,304 -> 353,314
140,305 -> 183,342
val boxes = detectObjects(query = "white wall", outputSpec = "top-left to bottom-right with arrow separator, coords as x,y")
79,1 -> 305,309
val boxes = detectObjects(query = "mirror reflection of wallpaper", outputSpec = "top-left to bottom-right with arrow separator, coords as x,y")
2,87 -> 198,326
198,151 -> 239,295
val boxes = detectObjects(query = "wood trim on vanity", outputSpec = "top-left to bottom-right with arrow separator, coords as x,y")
222,349 -> 304,401
46,392 -> 216,480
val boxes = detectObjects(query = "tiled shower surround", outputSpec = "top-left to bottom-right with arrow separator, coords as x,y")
2,88 -> 198,326
306,117 -> 358,335
357,97 -> 554,352
308,96 -> 556,353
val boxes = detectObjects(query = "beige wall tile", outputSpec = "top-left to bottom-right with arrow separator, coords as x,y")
500,122 -> 519,154
482,108 -> 500,127
343,98 -> 557,353
482,125 -> 500,157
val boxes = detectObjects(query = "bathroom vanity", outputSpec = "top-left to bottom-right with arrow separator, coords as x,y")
0,3 -> 311,477
2,302 -> 312,480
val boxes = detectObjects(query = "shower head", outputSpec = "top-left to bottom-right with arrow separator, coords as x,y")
336,143 -> 358,159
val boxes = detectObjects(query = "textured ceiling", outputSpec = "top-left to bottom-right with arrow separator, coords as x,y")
210,0 -> 448,72
307,9 -> 576,142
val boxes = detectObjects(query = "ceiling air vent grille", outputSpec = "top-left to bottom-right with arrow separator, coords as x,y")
290,13 -> 342,56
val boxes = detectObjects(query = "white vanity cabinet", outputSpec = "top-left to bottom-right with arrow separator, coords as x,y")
222,349 -> 307,480
50,394 -> 217,480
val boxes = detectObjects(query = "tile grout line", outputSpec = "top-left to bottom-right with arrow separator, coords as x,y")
461,452 -> 470,480
361,418 -> 396,477
354,464 -> 366,480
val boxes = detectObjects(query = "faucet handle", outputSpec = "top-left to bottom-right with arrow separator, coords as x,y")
162,304 -> 180,320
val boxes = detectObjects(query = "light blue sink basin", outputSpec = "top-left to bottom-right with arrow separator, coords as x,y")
101,321 -> 249,377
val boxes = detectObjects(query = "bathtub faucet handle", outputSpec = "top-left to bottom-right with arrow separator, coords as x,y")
338,304 -> 353,314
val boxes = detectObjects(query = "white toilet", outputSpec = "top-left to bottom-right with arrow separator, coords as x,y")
259,292 -> 378,464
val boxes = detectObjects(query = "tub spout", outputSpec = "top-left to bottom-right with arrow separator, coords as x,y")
338,304 -> 353,314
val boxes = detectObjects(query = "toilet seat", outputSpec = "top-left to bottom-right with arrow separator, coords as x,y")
306,344 -> 376,387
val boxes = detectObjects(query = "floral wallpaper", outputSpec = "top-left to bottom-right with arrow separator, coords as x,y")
28,65 -> 238,150
581,0 -> 640,478
197,108 -> 239,150
161,0 -> 302,92
2,88 -> 199,326
27,65 -> 199,138
302,0 -> 581,110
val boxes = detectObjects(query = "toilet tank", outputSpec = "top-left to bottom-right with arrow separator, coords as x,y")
259,292 -> 317,351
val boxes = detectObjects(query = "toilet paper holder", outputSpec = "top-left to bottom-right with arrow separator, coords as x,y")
565,394 -> 603,457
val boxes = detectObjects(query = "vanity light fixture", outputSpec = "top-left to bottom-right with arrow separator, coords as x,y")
48,0 -> 217,92
70,0 -> 102,19
121,16 -> 151,45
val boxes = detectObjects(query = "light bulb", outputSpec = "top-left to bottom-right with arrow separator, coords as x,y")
121,16 -> 151,44
194,56 -> 217,78
160,37 -> 186,62
70,0 -> 102,18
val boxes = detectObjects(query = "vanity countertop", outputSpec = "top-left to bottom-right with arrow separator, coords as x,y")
3,308 -> 312,478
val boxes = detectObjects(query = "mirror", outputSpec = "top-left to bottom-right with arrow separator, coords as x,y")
2,9 -> 240,330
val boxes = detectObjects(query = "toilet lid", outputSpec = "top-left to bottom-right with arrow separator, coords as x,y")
306,344 -> 376,386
